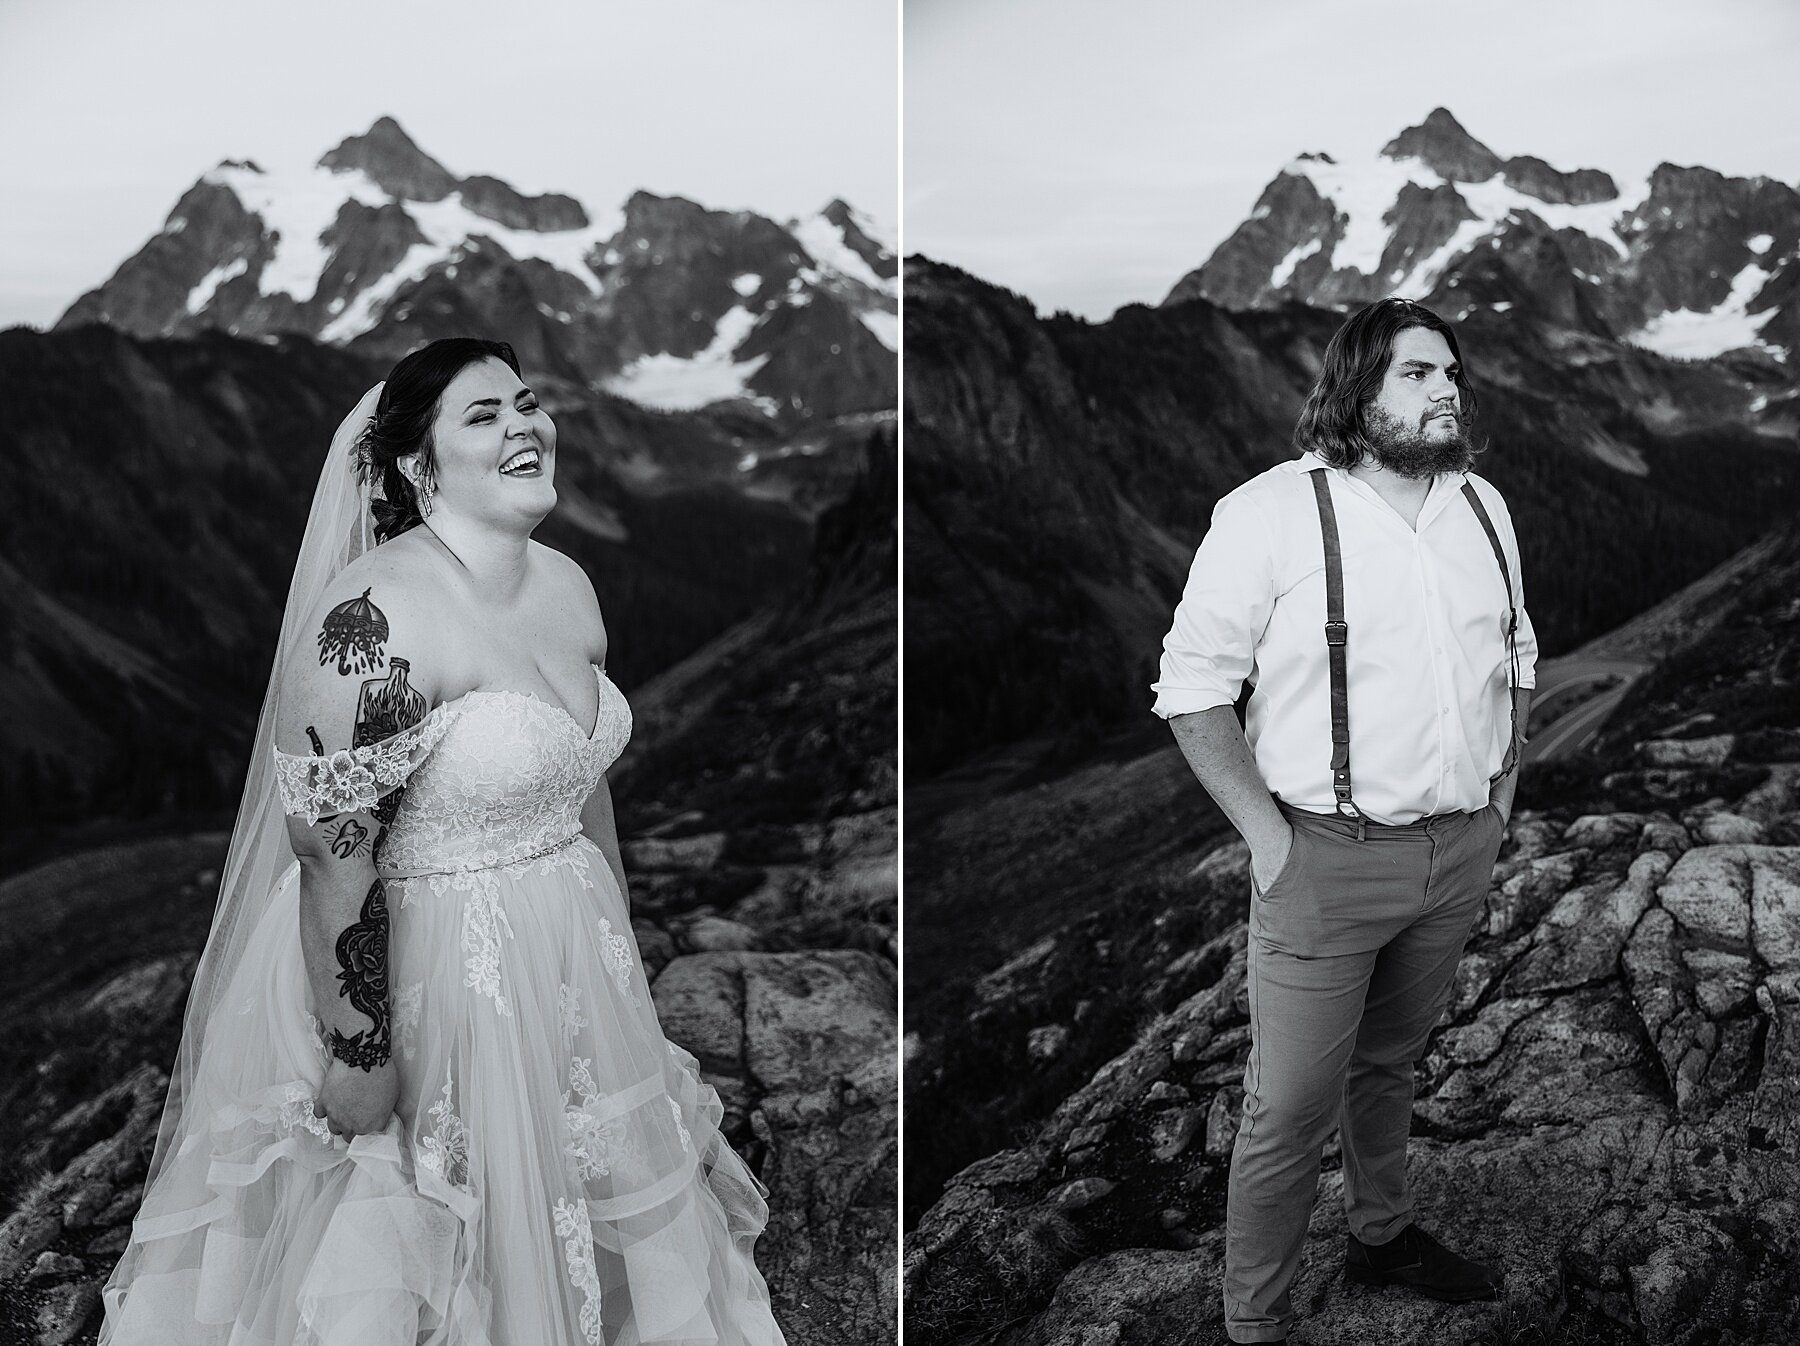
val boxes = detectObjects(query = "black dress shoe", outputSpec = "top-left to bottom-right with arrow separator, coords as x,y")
1344,1224 -> 1503,1302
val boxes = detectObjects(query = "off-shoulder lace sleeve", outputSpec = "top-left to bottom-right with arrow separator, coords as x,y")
274,706 -> 457,825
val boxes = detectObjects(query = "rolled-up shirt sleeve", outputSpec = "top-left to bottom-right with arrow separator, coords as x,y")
1514,605 -> 1538,691
1490,487 -> 1538,691
1151,491 -> 1277,719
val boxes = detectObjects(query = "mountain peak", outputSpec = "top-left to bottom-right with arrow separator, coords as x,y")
621,190 -> 711,236
318,116 -> 457,202
1381,107 -> 1502,182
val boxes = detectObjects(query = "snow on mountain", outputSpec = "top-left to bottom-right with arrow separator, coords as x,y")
1287,151 -> 1650,294
1631,261 -> 1778,359
858,309 -> 898,351
603,306 -> 774,412
57,119 -> 896,421
792,211 -> 890,292
199,159 -> 626,345
1167,109 -> 1800,366
1268,238 -> 1321,291
203,161 -> 387,304
185,257 -> 246,314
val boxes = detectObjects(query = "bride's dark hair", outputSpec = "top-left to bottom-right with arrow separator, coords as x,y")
360,337 -> 522,542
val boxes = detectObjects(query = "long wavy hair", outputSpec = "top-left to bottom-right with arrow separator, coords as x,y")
1293,298 -> 1479,469
357,337 -> 521,542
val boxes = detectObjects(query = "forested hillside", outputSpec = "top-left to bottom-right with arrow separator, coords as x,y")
906,258 -> 1800,780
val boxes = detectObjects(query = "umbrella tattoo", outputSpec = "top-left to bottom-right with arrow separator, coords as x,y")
318,588 -> 389,675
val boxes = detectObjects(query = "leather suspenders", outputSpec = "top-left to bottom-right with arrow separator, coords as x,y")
1459,481 -> 1523,779
1305,467 -> 1521,838
1308,471 -> 1359,830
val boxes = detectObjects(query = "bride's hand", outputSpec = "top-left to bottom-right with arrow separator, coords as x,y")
316,1057 -> 399,1140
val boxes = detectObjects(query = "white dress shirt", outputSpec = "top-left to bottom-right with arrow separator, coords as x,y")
1152,452 -> 1538,825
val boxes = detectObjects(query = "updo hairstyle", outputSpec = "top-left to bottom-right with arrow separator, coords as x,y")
358,337 -> 522,542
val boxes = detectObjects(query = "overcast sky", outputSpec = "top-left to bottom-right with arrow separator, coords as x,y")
907,0 -> 1800,318
0,0 -> 897,329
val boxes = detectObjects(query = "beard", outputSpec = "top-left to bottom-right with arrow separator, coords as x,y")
1363,405 -> 1475,479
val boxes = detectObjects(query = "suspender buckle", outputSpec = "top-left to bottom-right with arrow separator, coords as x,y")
1324,620 -> 1348,647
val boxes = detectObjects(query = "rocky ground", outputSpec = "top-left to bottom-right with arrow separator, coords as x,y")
0,790 -> 895,1346
909,765 -> 1800,1344
906,520 -> 1800,1345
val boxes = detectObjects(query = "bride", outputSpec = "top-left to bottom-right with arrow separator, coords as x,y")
100,338 -> 787,1344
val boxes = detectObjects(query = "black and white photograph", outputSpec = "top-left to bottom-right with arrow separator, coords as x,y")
903,1 -> 1800,1342
0,1 -> 896,1342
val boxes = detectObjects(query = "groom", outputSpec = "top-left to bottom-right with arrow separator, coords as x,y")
1151,298 -> 1536,1342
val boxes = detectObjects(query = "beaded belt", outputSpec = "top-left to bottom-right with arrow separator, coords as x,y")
378,831 -> 584,881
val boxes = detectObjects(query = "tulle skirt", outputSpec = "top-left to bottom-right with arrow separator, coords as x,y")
100,837 -> 785,1345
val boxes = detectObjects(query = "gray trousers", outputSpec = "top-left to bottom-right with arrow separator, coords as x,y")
1223,802 -> 1504,1342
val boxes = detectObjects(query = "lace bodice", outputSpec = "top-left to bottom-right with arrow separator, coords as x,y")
275,665 -> 631,876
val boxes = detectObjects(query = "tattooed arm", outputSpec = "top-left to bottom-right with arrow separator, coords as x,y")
277,568 -> 440,1139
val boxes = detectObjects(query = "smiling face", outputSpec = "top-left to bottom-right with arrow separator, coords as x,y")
1362,325 -> 1474,478
410,356 -> 557,527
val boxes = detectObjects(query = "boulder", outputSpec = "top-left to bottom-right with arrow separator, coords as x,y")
1503,852 -> 1668,995
34,1280 -> 102,1345
908,787 -> 1800,1343
1484,851 -> 1585,939
1013,1248 -> 1218,1346
624,832 -> 729,872
1657,846 -> 1755,948
1695,812 -> 1764,844
631,916 -> 678,979
652,950 -> 895,1346
1562,813 -> 1648,850
1749,848 -> 1800,969
1639,735 -> 1735,768
1028,1024 -> 1073,1064
676,914 -> 763,953
1149,1107 -> 1204,1162
1639,818 -> 1693,856
1203,1089 -> 1240,1159
0,1209 -> 63,1285
24,1250 -> 84,1284
79,956 -> 193,1023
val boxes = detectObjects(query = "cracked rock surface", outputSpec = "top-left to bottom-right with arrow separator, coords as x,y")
0,811 -> 896,1346
908,766 -> 1800,1345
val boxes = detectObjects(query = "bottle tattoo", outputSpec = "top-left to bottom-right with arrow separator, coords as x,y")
353,658 -> 428,831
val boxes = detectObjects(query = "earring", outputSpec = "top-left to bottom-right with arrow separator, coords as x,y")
410,464 -> 435,518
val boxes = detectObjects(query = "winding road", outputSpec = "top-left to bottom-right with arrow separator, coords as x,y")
1522,656 -> 1650,764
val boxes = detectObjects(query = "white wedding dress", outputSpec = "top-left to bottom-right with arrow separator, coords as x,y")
101,665 -> 785,1345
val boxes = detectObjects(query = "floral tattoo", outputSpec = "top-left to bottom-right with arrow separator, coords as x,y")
327,878 -> 391,1070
